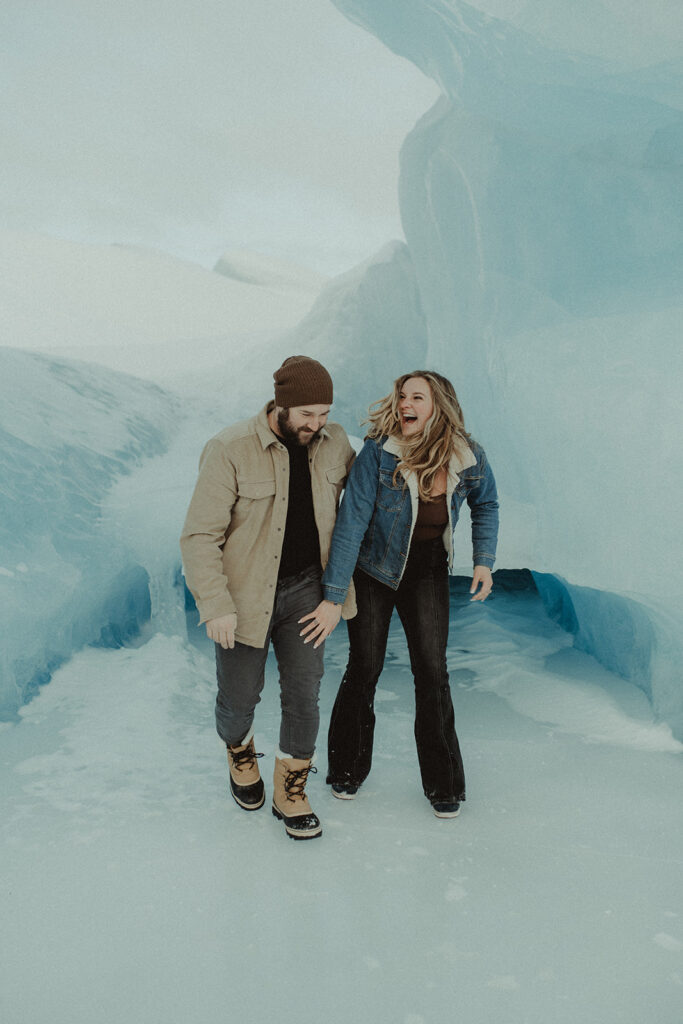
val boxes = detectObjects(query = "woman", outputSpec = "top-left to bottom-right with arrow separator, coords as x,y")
300,371 -> 499,817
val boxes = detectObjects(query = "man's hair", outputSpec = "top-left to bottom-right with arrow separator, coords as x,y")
365,370 -> 472,501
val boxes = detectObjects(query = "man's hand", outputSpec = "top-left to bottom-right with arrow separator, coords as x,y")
206,614 -> 237,649
470,565 -> 493,602
299,600 -> 342,649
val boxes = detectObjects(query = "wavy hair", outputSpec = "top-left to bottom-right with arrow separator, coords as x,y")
365,370 -> 472,501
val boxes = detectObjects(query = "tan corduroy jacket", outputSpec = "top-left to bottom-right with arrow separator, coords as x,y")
180,404 -> 357,648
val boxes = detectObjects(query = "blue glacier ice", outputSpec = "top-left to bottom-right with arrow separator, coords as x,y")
283,240 -> 429,426
322,0 -> 683,736
0,349 -> 179,719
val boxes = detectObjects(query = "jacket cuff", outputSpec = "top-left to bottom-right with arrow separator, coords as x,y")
473,555 -> 495,570
323,583 -> 348,604
196,594 -> 238,625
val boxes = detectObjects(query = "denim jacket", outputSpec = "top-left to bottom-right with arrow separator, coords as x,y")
322,434 -> 499,603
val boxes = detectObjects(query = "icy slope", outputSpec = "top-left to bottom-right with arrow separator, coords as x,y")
329,0 -> 683,736
0,231 -> 323,384
0,349 -> 178,719
213,248 -> 328,293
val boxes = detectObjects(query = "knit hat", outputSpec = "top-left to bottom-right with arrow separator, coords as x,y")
273,355 -> 333,407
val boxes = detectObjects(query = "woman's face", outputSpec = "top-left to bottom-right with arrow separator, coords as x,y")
398,376 -> 434,438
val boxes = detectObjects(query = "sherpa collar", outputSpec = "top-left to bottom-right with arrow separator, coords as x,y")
382,434 -> 476,486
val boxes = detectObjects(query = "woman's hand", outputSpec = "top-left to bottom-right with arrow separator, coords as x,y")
470,565 -> 493,602
299,600 -> 342,648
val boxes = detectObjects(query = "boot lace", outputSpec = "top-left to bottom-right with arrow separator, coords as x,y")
230,746 -> 263,774
283,764 -> 317,802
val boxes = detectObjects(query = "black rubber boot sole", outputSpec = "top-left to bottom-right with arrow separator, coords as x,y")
230,777 -> 265,811
272,802 -> 322,840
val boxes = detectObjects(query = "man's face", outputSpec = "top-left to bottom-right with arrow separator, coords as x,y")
276,404 -> 330,445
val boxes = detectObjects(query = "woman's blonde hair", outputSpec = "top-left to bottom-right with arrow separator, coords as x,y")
366,370 -> 472,501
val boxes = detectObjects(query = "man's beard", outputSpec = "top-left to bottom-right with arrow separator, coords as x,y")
277,409 -> 321,446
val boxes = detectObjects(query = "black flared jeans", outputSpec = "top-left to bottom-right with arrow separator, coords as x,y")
327,537 -> 465,803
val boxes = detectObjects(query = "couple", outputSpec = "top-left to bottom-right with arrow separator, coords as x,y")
180,356 -> 499,840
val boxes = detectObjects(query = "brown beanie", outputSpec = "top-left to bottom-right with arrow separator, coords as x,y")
273,355 -> 333,407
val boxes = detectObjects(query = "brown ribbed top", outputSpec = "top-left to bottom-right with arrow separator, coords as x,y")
413,493 -> 448,542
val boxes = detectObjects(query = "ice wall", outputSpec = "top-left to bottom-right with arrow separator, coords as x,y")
0,349 -> 179,719
330,0 -> 683,735
286,240 -> 429,428
453,1 -> 683,67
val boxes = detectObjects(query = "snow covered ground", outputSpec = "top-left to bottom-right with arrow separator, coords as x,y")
2,574 -> 682,1024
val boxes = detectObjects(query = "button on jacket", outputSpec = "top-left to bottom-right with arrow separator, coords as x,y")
321,434 -> 499,604
180,404 -> 357,648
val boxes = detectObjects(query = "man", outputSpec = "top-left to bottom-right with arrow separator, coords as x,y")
180,356 -> 355,840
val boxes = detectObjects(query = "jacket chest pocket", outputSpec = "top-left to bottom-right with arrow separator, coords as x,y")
235,478 -> 276,517
455,473 -> 482,499
325,464 -> 347,503
376,469 -> 403,511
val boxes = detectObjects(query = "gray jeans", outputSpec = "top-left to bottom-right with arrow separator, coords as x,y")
214,566 -> 325,759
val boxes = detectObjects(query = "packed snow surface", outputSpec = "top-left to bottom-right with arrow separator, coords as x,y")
2,578 -> 682,1024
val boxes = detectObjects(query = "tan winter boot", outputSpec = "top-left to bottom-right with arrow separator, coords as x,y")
272,752 -> 322,840
227,727 -> 265,811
